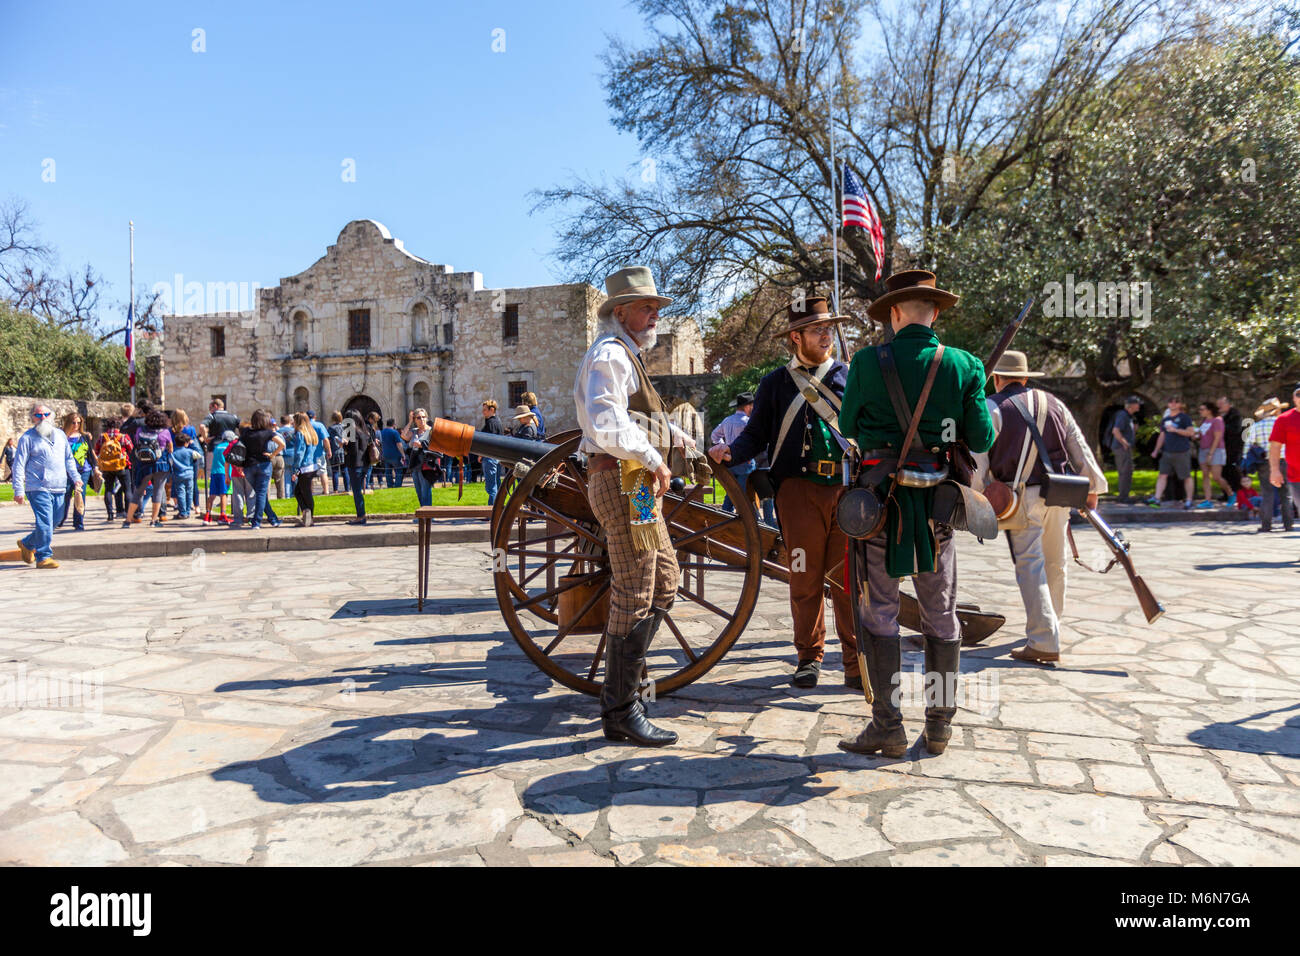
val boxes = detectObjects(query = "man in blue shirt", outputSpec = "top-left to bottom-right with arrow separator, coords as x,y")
379,419 -> 406,487
709,391 -> 756,514
1147,396 -> 1198,508
12,404 -> 81,568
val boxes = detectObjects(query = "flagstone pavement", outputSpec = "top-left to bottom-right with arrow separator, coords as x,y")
1,524 -> 1298,867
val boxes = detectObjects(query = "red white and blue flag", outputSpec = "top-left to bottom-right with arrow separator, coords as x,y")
842,164 -> 885,280
125,303 -> 135,388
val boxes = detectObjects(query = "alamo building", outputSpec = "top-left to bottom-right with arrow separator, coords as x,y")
163,219 -> 707,436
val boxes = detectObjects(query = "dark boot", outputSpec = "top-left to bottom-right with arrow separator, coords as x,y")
838,633 -> 907,758
922,637 -> 960,754
600,610 -> 677,747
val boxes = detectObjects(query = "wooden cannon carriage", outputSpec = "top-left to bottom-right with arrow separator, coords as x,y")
426,419 -> 1004,697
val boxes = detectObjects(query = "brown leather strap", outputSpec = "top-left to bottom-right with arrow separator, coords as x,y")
887,344 -> 945,499
877,345 -> 916,442
588,453 -> 621,473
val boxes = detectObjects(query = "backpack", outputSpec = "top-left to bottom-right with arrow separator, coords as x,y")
135,430 -> 162,465
99,433 -> 129,472
225,441 -> 249,467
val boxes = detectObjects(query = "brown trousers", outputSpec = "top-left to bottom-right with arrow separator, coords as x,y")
775,478 -> 858,675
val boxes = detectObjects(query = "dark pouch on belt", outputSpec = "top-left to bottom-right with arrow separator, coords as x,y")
933,479 -> 999,539
836,486 -> 886,539
1043,470 -> 1091,509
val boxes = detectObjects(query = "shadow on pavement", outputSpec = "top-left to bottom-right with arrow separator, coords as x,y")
1187,703 -> 1300,756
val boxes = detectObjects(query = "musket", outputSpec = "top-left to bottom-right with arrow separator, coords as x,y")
984,296 -> 1035,383
1067,508 -> 1165,623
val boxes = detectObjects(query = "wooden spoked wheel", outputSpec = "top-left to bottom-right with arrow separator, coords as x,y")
492,435 -> 764,696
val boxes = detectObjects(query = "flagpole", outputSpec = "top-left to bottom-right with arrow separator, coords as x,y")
129,221 -> 135,405
829,95 -> 840,317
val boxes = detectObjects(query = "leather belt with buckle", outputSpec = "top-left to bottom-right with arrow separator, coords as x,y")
588,453 -> 621,473
803,458 -> 840,477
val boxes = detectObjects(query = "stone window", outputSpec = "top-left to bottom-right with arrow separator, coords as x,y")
690,357 -> 695,374
293,311 -> 308,354
503,304 -> 519,342
348,309 -> 370,350
293,387 -> 309,413
210,327 -> 225,357
508,380 -> 528,409
443,322 -> 453,346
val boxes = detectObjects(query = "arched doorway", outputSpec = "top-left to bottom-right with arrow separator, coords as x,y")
343,394 -> 382,425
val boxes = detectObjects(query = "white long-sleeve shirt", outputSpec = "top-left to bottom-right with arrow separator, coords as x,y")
574,329 -> 687,471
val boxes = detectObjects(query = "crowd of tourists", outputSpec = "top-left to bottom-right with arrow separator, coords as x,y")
5,392 -> 548,566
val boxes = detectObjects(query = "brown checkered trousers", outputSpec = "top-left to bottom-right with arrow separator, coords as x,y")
587,467 -> 679,634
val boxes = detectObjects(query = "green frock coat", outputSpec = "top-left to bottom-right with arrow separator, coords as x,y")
840,324 -> 996,578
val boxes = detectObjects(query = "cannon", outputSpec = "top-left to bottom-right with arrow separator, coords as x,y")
426,418 -> 1005,697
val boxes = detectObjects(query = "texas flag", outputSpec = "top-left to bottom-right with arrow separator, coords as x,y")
125,303 -> 135,388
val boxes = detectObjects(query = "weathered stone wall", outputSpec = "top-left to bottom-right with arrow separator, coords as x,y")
161,221 -> 682,433
644,318 -> 705,376
0,395 -> 125,455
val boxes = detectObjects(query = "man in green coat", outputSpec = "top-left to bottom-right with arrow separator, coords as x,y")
837,270 -> 995,758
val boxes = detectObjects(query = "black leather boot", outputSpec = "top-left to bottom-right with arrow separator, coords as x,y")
838,633 -> 907,758
600,610 -> 677,747
922,637 -> 960,754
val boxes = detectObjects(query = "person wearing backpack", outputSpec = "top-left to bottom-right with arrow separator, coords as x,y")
327,411 -> 348,493
239,410 -> 286,529
94,419 -> 133,522
169,433 -> 204,519
122,409 -> 175,528
223,429 -> 256,527
341,409 -> 372,524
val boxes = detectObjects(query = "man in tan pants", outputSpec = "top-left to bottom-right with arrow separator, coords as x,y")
977,352 -> 1107,664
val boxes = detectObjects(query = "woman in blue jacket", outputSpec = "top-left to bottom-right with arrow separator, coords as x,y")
286,411 -> 326,526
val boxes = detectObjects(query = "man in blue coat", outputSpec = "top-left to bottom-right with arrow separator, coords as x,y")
709,296 -> 859,690
13,404 -> 81,568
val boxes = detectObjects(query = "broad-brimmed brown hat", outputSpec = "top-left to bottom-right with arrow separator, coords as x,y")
771,295 -> 848,339
1254,397 -> 1290,418
990,350 -> 1046,379
512,404 -> 537,422
866,269 -> 959,323
597,265 -> 673,319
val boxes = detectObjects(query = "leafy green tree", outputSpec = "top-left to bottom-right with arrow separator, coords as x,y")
0,302 -> 129,401
940,32 -> 1300,443
704,356 -> 784,426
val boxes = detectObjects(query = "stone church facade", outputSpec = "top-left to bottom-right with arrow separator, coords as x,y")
162,219 -> 706,433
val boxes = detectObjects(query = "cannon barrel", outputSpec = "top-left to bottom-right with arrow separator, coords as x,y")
426,417 -> 556,465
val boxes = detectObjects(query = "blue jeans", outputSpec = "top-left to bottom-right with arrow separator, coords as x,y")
175,478 -> 194,516
363,463 -> 375,489
384,458 -> 406,488
721,463 -> 756,514
412,467 -> 432,508
245,461 -> 277,526
22,489 -> 65,562
348,466 -> 366,517
483,457 -> 500,505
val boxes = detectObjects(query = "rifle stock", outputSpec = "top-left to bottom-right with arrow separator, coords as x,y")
1081,508 -> 1165,623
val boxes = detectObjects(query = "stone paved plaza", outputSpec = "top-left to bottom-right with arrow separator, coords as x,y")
1,524 -> 1298,867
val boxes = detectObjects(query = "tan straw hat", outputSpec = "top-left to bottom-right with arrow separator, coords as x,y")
597,265 -> 673,319
1254,397 -> 1289,418
990,350 -> 1046,379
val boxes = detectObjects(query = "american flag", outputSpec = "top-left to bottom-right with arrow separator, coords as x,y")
842,164 -> 885,280
125,303 -> 135,388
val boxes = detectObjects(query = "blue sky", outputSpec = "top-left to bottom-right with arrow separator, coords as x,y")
1,1 -> 651,317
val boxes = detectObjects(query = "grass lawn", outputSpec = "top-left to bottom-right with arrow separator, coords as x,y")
1102,468 -> 1158,498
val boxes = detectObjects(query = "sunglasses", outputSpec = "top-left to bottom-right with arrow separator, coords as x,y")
32,412 -> 52,419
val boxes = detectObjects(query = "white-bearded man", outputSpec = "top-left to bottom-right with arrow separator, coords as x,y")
13,404 -> 81,569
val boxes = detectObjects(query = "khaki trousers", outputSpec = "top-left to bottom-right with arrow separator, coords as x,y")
587,467 -> 679,635
775,478 -> 858,674
1006,486 -> 1069,653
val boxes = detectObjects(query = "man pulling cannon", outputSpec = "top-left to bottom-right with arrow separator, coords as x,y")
709,296 -> 861,690
576,266 -> 695,747
837,271 -> 996,758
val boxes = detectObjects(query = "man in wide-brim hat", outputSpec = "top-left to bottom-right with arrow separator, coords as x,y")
978,349 -> 1106,668
1259,387 -> 1300,531
710,293 -> 862,691
575,265 -> 693,747
837,269 -> 995,758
